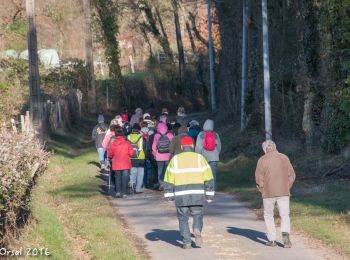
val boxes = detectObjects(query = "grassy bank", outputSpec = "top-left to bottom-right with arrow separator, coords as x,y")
15,119 -> 144,260
217,155 -> 350,257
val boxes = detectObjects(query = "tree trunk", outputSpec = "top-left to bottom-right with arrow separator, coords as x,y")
302,91 -> 314,153
186,21 -> 207,97
83,0 -> 96,114
172,0 -> 186,95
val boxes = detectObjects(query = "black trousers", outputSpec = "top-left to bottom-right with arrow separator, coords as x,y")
114,170 -> 130,195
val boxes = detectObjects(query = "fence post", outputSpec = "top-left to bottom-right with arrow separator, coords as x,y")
11,119 -> 17,133
25,111 -> 31,132
20,115 -> 25,133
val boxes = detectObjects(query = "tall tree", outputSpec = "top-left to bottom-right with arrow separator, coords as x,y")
241,0 -> 248,131
171,0 -> 186,94
83,0 -> 97,114
93,0 -> 128,107
136,0 -> 174,62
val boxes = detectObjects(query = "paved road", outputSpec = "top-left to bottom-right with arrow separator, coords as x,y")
109,190 -> 338,260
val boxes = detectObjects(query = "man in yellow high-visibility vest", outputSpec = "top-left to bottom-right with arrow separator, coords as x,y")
164,136 -> 215,249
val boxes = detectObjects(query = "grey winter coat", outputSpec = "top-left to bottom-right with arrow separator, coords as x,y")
195,119 -> 221,162
92,123 -> 108,149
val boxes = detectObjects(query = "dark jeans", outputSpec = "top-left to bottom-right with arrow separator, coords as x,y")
114,170 -> 130,195
157,161 -> 169,185
209,161 -> 218,188
143,159 -> 154,188
176,206 -> 204,245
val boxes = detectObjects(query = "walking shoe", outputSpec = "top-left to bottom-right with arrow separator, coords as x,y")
182,244 -> 192,249
194,230 -> 203,247
114,192 -> 121,198
265,240 -> 277,247
122,194 -> 128,198
130,183 -> 136,194
282,232 -> 292,248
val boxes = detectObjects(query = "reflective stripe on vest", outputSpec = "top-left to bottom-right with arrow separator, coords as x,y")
169,154 -> 209,174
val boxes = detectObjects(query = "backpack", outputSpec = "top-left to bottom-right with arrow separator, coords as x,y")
203,131 -> 216,151
97,124 -> 107,135
129,135 -> 143,158
157,133 -> 170,153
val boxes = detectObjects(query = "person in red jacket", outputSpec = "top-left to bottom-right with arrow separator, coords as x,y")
108,126 -> 134,198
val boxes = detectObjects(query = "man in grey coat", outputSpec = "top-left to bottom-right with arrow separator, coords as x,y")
92,114 -> 108,169
195,119 -> 221,187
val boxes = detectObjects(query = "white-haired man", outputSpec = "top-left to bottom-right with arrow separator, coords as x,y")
255,140 -> 296,248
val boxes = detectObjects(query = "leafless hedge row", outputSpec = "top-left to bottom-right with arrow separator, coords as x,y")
0,129 -> 49,247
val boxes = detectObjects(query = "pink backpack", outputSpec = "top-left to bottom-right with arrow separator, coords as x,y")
203,131 -> 216,151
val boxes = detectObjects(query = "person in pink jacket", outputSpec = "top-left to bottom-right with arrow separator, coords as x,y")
152,122 -> 174,190
102,125 -> 116,151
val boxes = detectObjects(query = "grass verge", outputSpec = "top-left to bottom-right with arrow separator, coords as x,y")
15,119 -> 144,260
217,155 -> 350,257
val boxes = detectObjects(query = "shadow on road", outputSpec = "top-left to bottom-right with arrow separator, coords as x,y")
88,161 -> 100,168
96,173 -> 114,196
145,229 -> 182,248
227,227 -> 268,246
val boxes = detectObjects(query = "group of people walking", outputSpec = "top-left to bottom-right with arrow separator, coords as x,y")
92,106 -> 296,250
92,106 -> 222,198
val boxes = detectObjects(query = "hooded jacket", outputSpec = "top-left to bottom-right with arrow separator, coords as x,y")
169,126 -> 188,156
92,123 -> 108,149
195,119 -> 221,162
108,136 -> 134,170
152,123 -> 174,161
130,108 -> 143,126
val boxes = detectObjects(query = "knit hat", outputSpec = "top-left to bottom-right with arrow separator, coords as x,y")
98,114 -> 104,123
121,113 -> 129,122
180,136 -> 194,147
188,119 -> 199,128
143,113 -> 151,120
135,108 -> 143,114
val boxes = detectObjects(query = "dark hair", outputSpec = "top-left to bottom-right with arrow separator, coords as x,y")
115,126 -> 124,136
110,125 -> 116,131
132,123 -> 141,131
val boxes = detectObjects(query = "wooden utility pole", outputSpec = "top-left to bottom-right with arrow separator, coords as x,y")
83,0 -> 96,114
207,0 -> 216,112
26,0 -> 43,140
241,0 -> 248,131
262,0 -> 272,140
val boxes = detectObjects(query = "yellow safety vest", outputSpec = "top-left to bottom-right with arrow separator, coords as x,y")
164,152 -> 214,197
128,133 -> 145,160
